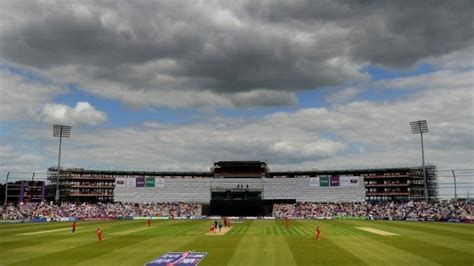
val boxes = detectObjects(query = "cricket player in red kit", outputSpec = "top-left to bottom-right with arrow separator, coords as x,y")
284,217 -> 290,228
147,219 -> 151,227
209,224 -> 215,234
316,226 -> 321,240
72,221 -> 76,233
97,227 -> 103,242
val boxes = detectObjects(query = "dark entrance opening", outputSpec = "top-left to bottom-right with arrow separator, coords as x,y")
210,188 -> 263,216
210,199 -> 263,216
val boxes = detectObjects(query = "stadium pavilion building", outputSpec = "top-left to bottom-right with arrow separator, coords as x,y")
47,161 -> 438,216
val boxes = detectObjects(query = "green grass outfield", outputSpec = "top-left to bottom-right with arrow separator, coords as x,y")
0,219 -> 473,265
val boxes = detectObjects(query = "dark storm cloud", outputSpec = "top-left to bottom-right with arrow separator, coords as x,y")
0,0 -> 472,106
247,0 -> 474,68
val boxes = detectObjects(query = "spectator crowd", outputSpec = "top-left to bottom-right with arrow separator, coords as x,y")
2,201 -> 472,222
1,202 -> 203,221
273,201 -> 473,222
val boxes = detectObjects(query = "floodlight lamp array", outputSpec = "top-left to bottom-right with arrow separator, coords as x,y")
410,120 -> 428,134
53,125 -> 72,137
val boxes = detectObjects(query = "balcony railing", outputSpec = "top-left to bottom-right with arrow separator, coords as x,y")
366,192 -> 410,196
67,185 -> 115,189
67,193 -> 114,197
363,175 -> 410,179
364,183 -> 409,187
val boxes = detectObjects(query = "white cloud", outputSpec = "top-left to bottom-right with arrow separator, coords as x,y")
0,145 -> 42,172
39,102 -> 107,125
425,45 -> 474,70
377,70 -> 473,91
0,69 -> 64,121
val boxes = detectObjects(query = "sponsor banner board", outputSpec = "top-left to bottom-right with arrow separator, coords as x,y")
208,216 -> 222,220
245,216 -> 258,220
0,220 -> 21,223
264,216 -> 276,220
319,176 -> 329,187
330,176 -> 340,187
125,178 -> 135,187
335,215 -> 368,220
146,252 -> 207,266
340,176 -> 360,187
315,217 -> 333,220
136,177 -> 145,187
31,218 -> 48,223
309,177 -> 319,187
146,177 -> 155,188
184,216 -> 207,220
59,217 -> 71,222
155,177 -> 165,188
115,178 -> 126,187
82,217 -> 116,221
133,216 -> 169,220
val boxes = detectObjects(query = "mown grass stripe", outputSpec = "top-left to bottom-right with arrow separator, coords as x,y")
226,228 -> 235,235
279,226 -> 286,236
159,222 -> 207,236
340,227 -> 361,236
153,227 -> 176,236
272,226 -> 279,236
230,225 -> 243,235
167,226 -> 200,236
155,224 -> 197,236
292,226 -> 305,236
169,225 -> 205,236
299,226 -> 314,236
227,226 -> 240,235
265,227 -> 271,235
228,226 -> 238,235
237,225 -> 245,235
331,224 -> 364,236
327,224 -> 350,236
274,225 -> 284,236
289,226 -> 299,235
241,222 -> 252,235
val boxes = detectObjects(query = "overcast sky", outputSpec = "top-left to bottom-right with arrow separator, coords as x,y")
0,1 -> 473,197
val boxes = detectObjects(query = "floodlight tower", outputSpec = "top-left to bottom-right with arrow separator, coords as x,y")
53,125 -> 71,202
410,120 -> 429,202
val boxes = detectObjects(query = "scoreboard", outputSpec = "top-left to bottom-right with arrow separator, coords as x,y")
19,181 -> 45,203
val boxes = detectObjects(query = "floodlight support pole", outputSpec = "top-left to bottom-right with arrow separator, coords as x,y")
4,172 -> 10,206
451,170 -> 457,200
420,129 -> 428,202
55,127 -> 62,202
